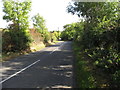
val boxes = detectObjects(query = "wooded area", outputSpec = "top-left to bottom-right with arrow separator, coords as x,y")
61,2 -> 120,88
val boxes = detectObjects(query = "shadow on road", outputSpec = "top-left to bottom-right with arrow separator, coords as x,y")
1,41 -> 74,88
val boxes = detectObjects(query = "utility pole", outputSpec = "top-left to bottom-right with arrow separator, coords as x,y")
58,27 -> 60,40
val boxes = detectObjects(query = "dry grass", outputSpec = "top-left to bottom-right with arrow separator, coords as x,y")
1,41 -> 61,62
2,52 -> 24,62
1,28 -> 62,62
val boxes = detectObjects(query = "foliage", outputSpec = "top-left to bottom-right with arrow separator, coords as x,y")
50,31 -> 61,42
60,23 -> 78,41
73,42 -> 96,88
53,31 -> 61,40
66,1 -> 120,87
112,70 -> 120,87
2,0 -> 32,52
32,13 -> 50,43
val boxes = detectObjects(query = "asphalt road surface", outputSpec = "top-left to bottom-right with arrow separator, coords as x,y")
1,41 -> 74,88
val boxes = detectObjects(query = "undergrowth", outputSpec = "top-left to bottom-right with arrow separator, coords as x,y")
73,42 -> 96,88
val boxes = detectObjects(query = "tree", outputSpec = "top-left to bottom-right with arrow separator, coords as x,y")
2,0 -> 31,52
68,2 -> 119,31
61,23 -> 78,41
67,2 -> 119,48
32,13 -> 50,43
67,2 -> 120,87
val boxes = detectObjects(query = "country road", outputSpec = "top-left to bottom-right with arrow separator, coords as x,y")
1,41 -> 74,88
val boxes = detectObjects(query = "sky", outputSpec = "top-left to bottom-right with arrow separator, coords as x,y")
0,0 -> 80,31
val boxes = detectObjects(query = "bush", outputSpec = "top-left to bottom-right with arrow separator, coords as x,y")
2,27 -> 31,53
112,70 -> 120,87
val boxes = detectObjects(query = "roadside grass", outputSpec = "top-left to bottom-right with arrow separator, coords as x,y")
73,42 -> 111,88
73,42 -> 96,88
2,41 -> 61,62
76,57 -> 96,88
2,52 -> 23,62
53,40 -> 62,43
2,46 -> 45,62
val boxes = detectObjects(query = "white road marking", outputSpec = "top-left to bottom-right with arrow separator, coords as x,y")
1,42 -> 65,84
59,42 -> 65,49
49,42 -> 65,54
0,59 -> 40,84
49,48 -> 58,54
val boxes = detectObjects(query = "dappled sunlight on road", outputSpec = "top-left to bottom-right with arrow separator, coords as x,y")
2,41 -> 74,88
59,65 -> 72,68
1,62 -> 23,78
47,85 -> 71,88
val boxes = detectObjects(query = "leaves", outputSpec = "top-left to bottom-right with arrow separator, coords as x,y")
66,1 -> 120,87
2,0 -> 32,52
32,13 -> 50,43
61,23 -> 80,41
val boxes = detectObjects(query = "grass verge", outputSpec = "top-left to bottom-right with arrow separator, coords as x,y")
73,42 -> 96,88
73,42 -> 112,88
2,41 -> 60,62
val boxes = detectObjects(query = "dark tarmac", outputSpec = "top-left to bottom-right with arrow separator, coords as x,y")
1,41 -> 74,88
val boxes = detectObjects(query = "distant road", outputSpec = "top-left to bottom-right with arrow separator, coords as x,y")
1,41 -> 74,88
